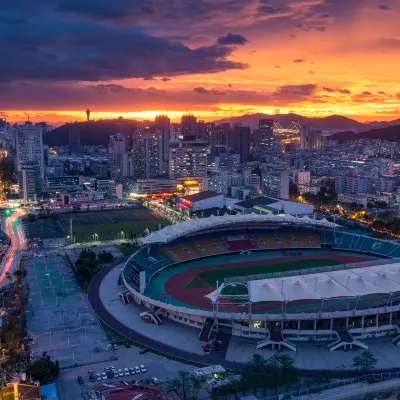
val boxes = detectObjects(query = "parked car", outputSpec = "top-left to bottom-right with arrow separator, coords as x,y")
77,376 -> 84,385
88,369 -> 94,375
113,344 -> 119,350
139,347 -> 148,354
96,373 -> 102,381
129,367 -> 135,375
89,373 -> 96,383
101,372 -> 107,380
106,370 -> 114,379
118,369 -> 124,377
125,342 -> 131,348
152,378 -> 159,384
135,366 -> 141,374
124,368 -> 130,376
140,365 -> 146,373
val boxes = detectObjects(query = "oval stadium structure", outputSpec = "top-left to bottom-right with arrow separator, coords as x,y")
122,213 -> 400,352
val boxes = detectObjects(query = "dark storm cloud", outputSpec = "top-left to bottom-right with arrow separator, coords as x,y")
378,4 -> 390,10
193,87 -> 227,95
363,91 -> 373,95
339,89 -> 351,94
161,77 -> 171,81
323,87 -> 336,92
378,91 -> 386,95
0,81 -> 320,110
217,33 -> 249,45
0,14 -> 247,81
294,24 -> 327,32
293,59 -> 306,63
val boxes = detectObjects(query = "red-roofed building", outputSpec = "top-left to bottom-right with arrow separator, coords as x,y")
92,382 -> 178,400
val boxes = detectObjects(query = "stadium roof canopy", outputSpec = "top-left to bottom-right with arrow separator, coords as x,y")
206,262 -> 400,303
139,212 -> 337,245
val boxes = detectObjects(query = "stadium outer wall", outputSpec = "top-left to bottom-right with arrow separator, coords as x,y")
122,227 -> 400,345
122,264 -> 400,344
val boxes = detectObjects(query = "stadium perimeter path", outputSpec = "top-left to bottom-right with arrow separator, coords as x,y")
88,263 -> 400,375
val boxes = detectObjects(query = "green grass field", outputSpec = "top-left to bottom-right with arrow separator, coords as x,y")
198,258 -> 341,287
58,209 -> 168,243
186,277 -> 208,289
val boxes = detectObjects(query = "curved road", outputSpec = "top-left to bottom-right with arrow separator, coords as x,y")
0,208 -> 27,286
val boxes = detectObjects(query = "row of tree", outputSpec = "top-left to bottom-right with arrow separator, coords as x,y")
74,248 -> 115,287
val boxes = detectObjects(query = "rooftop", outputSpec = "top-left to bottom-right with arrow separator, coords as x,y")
236,196 -> 279,208
181,191 -> 220,202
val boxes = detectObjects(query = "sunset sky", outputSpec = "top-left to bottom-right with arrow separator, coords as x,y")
1,0 -> 400,124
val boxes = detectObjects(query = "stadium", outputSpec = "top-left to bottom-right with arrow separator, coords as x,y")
122,213 -> 400,352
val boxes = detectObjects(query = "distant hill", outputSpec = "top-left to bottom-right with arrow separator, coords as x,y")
43,119 -> 139,146
213,113 -> 368,132
330,125 -> 400,143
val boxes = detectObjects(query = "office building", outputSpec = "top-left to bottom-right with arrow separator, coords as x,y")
229,125 -> 251,161
155,115 -> 171,174
197,120 -> 206,141
300,126 -> 325,150
261,170 -> 289,199
181,114 -> 197,137
256,119 -> 274,150
15,121 -> 45,179
132,126 -> 163,179
108,134 -> 128,178
205,123 -> 215,145
18,165 -> 42,203
169,138 -> 208,178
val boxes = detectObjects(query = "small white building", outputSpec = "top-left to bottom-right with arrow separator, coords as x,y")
234,195 -> 314,216
179,191 -> 225,211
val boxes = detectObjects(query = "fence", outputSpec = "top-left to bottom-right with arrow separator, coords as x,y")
263,372 -> 400,400
224,257 -> 400,283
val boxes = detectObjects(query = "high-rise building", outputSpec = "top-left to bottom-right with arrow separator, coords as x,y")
68,123 -> 83,154
197,120 -> 206,141
205,123 -> 215,146
181,114 -> 197,137
18,165 -> 42,203
169,137 -> 208,178
256,119 -> 274,150
155,115 -> 171,174
132,126 -> 163,179
300,126 -> 325,150
229,124 -> 251,162
15,121 -> 44,179
108,134 -> 127,178
261,170 -> 289,199
213,123 -> 230,147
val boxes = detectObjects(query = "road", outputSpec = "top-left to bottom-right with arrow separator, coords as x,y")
0,208 -> 27,286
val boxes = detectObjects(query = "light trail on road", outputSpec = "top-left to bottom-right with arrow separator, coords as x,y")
0,208 -> 27,285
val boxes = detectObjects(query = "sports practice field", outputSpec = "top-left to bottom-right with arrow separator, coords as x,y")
57,208 -> 168,242
147,249 -> 381,312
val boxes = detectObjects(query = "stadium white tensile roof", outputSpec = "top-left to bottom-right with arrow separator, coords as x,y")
140,212 -> 337,245
206,262 -> 400,303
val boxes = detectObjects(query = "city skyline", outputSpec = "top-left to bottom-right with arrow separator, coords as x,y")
1,0 -> 400,124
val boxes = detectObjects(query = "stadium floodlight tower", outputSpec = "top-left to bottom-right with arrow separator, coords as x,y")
213,281 -> 251,314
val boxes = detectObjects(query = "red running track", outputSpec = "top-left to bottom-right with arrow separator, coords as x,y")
164,252 -> 375,311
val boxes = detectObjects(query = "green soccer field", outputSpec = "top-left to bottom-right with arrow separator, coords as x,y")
197,258 -> 341,287
58,208 -> 168,242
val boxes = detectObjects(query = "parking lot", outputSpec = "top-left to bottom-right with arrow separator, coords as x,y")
56,346 -> 194,400
24,255 -> 114,368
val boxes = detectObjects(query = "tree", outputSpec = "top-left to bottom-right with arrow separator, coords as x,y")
27,352 -> 60,383
266,353 -> 298,393
97,250 -> 114,263
79,249 -> 96,261
289,183 -> 299,196
246,353 -> 266,374
352,351 -> 377,374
